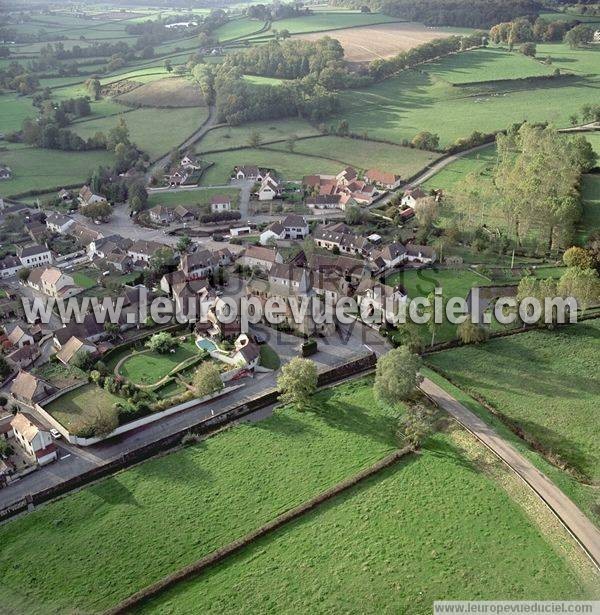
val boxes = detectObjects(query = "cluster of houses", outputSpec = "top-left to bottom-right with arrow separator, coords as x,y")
167,155 -> 203,187
303,166 -> 400,211
233,166 -> 283,202
148,194 -> 232,226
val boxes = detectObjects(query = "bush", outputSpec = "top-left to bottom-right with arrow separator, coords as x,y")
146,331 -> 178,354
301,339 -> 318,357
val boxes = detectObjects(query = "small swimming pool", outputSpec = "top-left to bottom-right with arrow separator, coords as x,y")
196,338 -> 217,352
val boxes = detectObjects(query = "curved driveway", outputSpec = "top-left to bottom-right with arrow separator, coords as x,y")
420,376 -> 600,571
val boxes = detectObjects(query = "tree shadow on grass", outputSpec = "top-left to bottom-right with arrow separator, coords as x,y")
513,417 -> 596,483
422,436 -> 479,475
302,388 -> 398,449
126,441 -> 215,487
250,411 -> 319,437
88,477 -> 142,508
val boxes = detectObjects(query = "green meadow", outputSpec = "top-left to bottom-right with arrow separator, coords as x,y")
136,430 -> 598,614
72,107 -> 209,159
0,147 -> 115,197
426,320 -> 600,484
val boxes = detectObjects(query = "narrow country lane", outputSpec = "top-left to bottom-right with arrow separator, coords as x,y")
420,376 -> 600,570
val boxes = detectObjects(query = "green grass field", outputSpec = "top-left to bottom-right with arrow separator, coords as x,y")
214,16 -> 266,42
200,147 -> 344,185
71,271 -> 99,289
534,42 -> 600,76
336,67 -> 600,148
0,378 -> 400,614
0,147 -> 115,197
118,339 -> 198,386
44,384 -> 122,431
250,11 -> 401,38
0,93 -> 37,134
147,187 -> 240,210
270,135 -> 440,177
577,175 -> 600,244
426,320 -> 600,483
72,107 -> 209,159
197,118 -> 321,153
422,144 -> 497,192
242,74 -> 288,86
137,429 -> 598,614
386,267 -> 490,343
425,47 -> 554,84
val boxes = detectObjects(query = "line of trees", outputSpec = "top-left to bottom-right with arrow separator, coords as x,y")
369,33 -> 485,80
454,123 -> 598,250
489,16 -> 593,46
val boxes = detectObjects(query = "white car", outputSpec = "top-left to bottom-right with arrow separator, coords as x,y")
49,428 -> 62,439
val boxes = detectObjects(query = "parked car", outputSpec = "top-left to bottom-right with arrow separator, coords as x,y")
49,428 -> 61,439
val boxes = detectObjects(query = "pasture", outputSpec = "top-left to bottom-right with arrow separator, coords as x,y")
116,77 -> 205,108
253,11 -> 402,38
422,143 -> 497,192
425,47 -> 554,84
200,147 -> 343,185
0,147 -> 115,197
385,267 -> 491,344
426,320 -> 600,483
214,16 -> 266,42
336,66 -> 600,148
533,43 -> 600,78
270,136 -> 440,177
72,107 -> 209,159
197,118 -> 321,153
136,429 -> 598,614
0,378 -> 399,614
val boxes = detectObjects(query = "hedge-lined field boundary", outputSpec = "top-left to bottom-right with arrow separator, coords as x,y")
104,446 -> 412,615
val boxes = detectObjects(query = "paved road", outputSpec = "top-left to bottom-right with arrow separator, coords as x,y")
420,376 -> 600,570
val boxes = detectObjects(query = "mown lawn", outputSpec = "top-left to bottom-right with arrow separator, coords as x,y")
147,187 -> 240,210
0,378 -> 399,614
44,384 -> 122,431
258,344 -> 280,370
118,339 -> 199,386
426,320 -> 600,483
137,431 -> 598,614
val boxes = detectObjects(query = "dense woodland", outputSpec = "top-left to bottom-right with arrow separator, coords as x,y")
335,0 -> 542,27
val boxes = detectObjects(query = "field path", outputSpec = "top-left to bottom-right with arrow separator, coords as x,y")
420,376 -> 600,570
